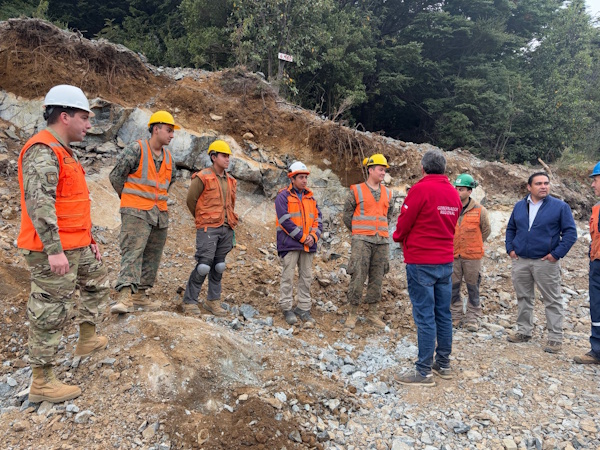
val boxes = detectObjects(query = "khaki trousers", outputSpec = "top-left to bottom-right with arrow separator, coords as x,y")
279,251 -> 314,311
511,257 -> 564,341
451,257 -> 482,322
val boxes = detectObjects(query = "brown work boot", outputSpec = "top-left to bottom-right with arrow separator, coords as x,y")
345,305 -> 358,329
110,288 -> 134,314
202,299 -> 228,317
574,351 -> 600,364
507,332 -> 531,343
464,321 -> 479,332
29,366 -> 81,403
183,302 -> 202,315
75,322 -> 108,357
132,290 -> 161,311
366,304 -> 386,329
544,340 -> 562,353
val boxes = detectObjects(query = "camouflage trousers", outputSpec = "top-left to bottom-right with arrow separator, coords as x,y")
115,214 -> 168,293
347,239 -> 389,305
23,246 -> 109,367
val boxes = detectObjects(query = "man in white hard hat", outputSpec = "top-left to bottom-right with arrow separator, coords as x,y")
343,154 -> 394,330
182,139 -> 238,316
275,161 -> 323,325
17,85 -> 109,403
109,111 -> 179,314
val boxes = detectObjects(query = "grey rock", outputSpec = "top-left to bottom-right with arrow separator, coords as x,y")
288,430 -> 302,443
317,430 -> 330,442
74,410 -> 95,424
467,429 -> 483,441
239,304 -> 258,319
66,404 -> 80,413
37,401 -> 54,415
0,383 -> 11,397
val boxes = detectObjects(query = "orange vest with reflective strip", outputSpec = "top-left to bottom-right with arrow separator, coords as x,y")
350,183 -> 392,237
276,184 -> 320,252
590,204 -> 600,261
17,129 -> 92,252
454,207 -> 484,259
120,140 -> 172,211
193,168 -> 238,230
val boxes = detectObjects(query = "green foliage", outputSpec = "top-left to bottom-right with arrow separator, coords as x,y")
2,0 -> 600,164
0,0 -> 38,20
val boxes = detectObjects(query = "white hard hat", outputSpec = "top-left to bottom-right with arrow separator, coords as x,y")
288,161 -> 310,178
44,85 -> 94,117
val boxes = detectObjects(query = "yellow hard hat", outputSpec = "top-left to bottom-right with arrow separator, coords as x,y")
363,154 -> 389,168
208,139 -> 232,155
148,111 -> 180,129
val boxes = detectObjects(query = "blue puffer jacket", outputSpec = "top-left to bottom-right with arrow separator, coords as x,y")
505,195 -> 577,260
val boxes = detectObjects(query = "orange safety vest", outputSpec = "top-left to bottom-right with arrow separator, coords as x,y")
275,184 -> 321,252
193,168 -> 238,230
350,183 -> 392,237
453,207 -> 484,259
17,129 -> 92,252
590,204 -> 600,261
120,140 -> 172,211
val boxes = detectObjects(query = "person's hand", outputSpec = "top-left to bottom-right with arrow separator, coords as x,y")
91,243 -> 102,261
304,235 -> 314,247
542,253 -> 557,262
48,252 -> 70,275
509,250 -> 518,260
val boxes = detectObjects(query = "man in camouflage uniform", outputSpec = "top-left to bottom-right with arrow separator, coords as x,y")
343,154 -> 394,330
18,85 -> 109,403
109,111 -> 179,314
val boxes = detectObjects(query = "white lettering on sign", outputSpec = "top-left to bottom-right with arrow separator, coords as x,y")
278,53 -> 293,62
437,205 -> 459,215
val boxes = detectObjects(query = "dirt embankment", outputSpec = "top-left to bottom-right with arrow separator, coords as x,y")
1,17 -> 600,450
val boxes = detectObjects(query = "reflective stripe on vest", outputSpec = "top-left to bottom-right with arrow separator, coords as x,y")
193,168 -> 239,230
17,129 -> 92,251
590,204 -> 600,261
120,140 -> 172,211
453,207 -> 484,259
276,184 -> 321,251
351,183 -> 391,237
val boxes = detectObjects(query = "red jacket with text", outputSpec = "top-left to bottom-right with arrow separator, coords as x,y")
393,174 -> 462,264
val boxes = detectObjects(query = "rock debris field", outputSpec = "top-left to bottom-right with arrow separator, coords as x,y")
1,17 -> 600,450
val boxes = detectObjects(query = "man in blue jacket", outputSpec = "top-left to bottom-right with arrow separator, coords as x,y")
505,172 -> 577,353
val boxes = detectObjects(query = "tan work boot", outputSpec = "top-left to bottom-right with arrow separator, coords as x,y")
183,303 -> 202,315
202,299 -> 228,317
75,322 -> 108,357
366,304 -> 386,329
29,366 -> 81,403
345,305 -> 358,329
110,288 -> 134,314
132,290 -> 161,311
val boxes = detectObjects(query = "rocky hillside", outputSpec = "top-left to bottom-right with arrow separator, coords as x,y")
1,18 -> 599,450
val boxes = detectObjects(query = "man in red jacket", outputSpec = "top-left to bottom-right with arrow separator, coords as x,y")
393,149 -> 462,386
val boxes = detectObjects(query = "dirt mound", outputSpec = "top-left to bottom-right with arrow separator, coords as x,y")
0,18 -> 168,105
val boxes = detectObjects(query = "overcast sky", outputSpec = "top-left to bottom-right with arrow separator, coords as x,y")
587,0 -> 600,17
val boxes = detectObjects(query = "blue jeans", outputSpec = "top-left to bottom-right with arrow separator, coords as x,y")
406,263 -> 453,375
589,260 -> 600,357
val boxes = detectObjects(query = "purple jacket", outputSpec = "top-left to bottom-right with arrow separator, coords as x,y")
275,184 -> 322,256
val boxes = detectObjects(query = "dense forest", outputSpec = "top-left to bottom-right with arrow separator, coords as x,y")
2,0 -> 600,163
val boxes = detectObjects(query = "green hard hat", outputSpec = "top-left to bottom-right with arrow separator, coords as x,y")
454,173 -> 478,188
